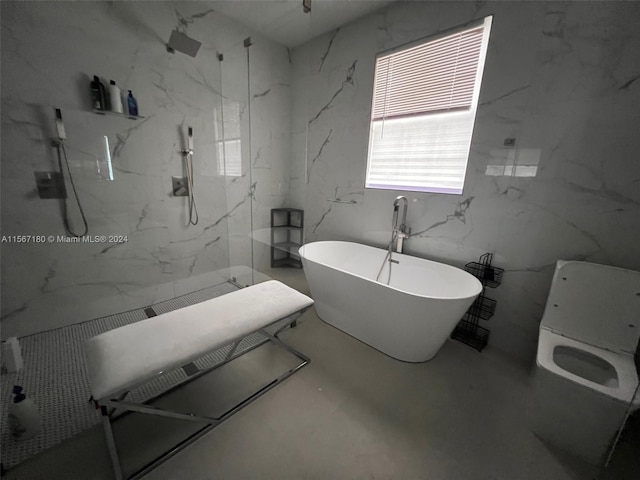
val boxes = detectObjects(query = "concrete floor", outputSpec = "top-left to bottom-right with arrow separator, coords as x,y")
3,268 -> 636,480
5,308 -> 605,480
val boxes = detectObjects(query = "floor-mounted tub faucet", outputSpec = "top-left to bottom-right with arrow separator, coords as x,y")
392,196 -> 410,253
376,195 -> 411,283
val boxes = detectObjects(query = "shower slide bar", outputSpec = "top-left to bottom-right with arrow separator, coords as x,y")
84,281 -> 313,480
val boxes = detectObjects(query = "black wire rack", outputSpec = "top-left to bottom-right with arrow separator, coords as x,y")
466,295 -> 497,321
451,315 -> 491,351
464,252 -> 504,288
451,252 -> 502,351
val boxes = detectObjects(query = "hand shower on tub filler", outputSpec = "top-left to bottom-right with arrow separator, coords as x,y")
392,196 -> 410,253
376,196 -> 411,284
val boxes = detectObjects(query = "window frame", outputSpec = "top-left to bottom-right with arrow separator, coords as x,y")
364,16 -> 493,195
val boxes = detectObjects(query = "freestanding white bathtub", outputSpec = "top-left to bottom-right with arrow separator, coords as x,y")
298,241 -> 483,362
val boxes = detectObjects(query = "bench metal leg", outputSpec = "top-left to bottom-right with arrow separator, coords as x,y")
96,316 -> 310,480
101,399 -> 220,425
101,406 -> 124,480
224,339 -> 242,360
259,329 -> 311,364
272,311 -> 304,338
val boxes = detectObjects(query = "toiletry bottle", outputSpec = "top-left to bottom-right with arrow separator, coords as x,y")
90,75 -> 106,111
100,77 -> 110,111
127,90 -> 138,117
108,80 -> 123,114
8,386 -> 41,441
1,337 -> 23,373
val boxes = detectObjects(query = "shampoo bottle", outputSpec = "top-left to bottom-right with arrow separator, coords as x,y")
108,80 -> 123,114
8,386 -> 41,441
90,76 -> 108,111
127,90 -> 138,117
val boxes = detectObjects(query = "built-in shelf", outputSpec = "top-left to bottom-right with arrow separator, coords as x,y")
272,225 -> 303,230
271,257 -> 302,268
93,109 -> 145,120
271,208 -> 303,269
273,241 -> 302,250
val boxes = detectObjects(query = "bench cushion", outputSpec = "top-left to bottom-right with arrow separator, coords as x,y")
85,281 -> 313,400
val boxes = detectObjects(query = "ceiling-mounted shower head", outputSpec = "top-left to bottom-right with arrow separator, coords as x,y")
167,29 -> 201,57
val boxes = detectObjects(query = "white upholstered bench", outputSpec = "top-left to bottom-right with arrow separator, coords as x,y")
85,280 -> 313,480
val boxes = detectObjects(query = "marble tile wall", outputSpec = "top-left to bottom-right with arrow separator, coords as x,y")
0,1 -> 290,337
4,0 -> 639,363
289,1 -> 640,361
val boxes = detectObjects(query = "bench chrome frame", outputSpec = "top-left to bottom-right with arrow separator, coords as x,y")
98,309 -> 310,480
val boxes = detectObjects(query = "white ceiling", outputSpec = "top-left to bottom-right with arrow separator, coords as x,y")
213,0 -> 395,48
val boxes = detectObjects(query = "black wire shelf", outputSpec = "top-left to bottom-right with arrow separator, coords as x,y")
464,252 -> 503,288
451,316 -> 490,352
467,295 -> 497,321
452,252 -> 502,352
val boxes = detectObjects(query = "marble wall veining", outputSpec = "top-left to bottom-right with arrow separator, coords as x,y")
3,0 -> 639,363
0,1 -> 290,337
289,1 -> 640,361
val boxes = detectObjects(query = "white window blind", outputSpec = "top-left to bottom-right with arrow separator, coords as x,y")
366,17 -> 492,194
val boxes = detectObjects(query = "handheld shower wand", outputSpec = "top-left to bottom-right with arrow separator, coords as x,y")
392,204 -> 399,231
55,108 -> 66,142
53,108 -> 88,237
186,127 -> 194,156
182,127 -> 198,225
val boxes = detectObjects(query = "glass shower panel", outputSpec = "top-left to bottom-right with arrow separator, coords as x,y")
219,39 -> 254,286
248,4 -> 312,288
190,50 -> 232,290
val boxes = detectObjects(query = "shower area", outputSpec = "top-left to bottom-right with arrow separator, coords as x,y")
0,1 -> 312,340
0,0 -> 312,469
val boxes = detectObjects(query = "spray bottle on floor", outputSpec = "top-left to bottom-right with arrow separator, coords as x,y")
8,386 -> 41,440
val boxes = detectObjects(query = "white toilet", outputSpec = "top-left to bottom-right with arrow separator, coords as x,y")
532,260 -> 640,466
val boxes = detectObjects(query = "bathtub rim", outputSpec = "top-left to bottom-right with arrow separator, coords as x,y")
298,240 -> 483,301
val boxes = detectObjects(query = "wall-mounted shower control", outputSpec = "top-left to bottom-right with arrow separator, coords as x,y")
35,171 -> 66,199
172,176 -> 189,197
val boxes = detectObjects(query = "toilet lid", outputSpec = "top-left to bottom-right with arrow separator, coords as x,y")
541,260 -> 640,354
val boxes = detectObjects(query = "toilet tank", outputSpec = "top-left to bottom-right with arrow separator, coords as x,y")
541,260 -> 640,354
